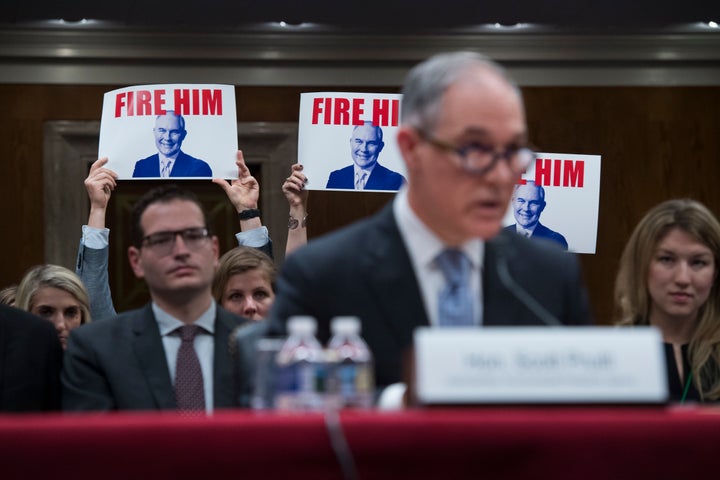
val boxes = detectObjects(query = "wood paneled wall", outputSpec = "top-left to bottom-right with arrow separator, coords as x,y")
2,85 -> 719,324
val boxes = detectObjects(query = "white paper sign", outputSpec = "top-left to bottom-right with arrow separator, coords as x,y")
502,153 -> 601,254
298,92 -> 407,192
414,326 -> 667,405
99,84 -> 238,179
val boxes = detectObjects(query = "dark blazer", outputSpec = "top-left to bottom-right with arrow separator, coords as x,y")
503,222 -> 568,250
132,151 -> 212,178
326,163 -> 406,191
270,203 -> 592,388
62,304 -> 247,411
0,305 -> 62,412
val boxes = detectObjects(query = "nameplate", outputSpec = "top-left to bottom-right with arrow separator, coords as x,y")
413,327 -> 668,404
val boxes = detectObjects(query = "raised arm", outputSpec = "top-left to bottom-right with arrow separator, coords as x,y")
212,150 -> 273,258
282,163 -> 309,256
86,158 -> 116,229
76,158 -> 118,321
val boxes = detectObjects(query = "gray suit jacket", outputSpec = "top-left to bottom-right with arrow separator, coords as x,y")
62,304 -> 247,411
269,203 -> 593,389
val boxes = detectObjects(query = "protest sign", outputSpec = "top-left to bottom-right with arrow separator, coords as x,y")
99,84 -> 238,179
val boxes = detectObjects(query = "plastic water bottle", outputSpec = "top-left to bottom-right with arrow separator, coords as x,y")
327,316 -> 375,409
274,316 -> 326,411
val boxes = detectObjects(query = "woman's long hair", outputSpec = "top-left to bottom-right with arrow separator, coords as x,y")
614,199 -> 720,400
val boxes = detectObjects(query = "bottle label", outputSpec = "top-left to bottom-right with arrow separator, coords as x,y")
333,363 -> 374,409
274,362 -> 325,411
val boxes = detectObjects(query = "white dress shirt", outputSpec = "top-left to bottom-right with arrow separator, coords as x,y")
392,185 -> 484,327
353,163 -> 376,190
153,302 -> 216,414
515,224 -> 536,237
159,152 -> 179,177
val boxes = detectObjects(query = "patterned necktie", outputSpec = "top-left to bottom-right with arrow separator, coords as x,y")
355,172 -> 367,190
436,248 -> 475,327
174,325 -> 206,412
161,160 -> 173,178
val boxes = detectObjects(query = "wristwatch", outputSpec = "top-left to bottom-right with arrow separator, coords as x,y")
238,208 -> 261,221
288,213 -> 308,230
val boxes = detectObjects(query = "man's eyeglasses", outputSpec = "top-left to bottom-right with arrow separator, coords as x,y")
416,128 -> 534,176
140,227 -> 211,256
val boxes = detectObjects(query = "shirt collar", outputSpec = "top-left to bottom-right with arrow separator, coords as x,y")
353,162 -> 377,179
159,151 -> 180,165
516,223 -> 537,237
154,301 -> 216,336
393,185 -> 484,271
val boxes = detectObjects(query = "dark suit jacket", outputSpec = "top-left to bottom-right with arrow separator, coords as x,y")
326,163 -> 406,191
503,222 -> 568,250
0,305 -> 62,412
132,151 -> 212,178
62,304 -> 248,411
270,204 -> 592,388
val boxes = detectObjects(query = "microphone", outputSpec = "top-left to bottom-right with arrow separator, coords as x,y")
493,234 -> 563,327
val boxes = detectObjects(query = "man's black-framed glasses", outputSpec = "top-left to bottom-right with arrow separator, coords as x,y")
416,128 -> 534,176
140,227 -> 211,256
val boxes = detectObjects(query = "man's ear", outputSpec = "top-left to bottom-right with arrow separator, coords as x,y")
128,246 -> 145,279
539,201 -> 547,213
397,126 -> 421,170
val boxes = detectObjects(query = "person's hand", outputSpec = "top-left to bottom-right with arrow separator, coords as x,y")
212,150 -> 259,212
85,158 -> 118,229
282,164 -> 308,210
85,157 -> 118,210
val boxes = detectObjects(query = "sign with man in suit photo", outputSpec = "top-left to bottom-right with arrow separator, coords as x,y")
99,84 -> 238,180
501,152 -> 601,254
298,92 -> 407,192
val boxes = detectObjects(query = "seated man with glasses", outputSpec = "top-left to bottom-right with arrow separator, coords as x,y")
268,51 -> 593,402
63,184 -> 249,412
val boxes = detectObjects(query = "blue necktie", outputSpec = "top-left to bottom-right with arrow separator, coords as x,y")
436,248 -> 475,327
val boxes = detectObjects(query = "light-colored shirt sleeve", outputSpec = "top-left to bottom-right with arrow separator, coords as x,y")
82,225 -> 109,249
235,226 -> 269,248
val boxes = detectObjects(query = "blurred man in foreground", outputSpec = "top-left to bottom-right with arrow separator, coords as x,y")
270,51 -> 592,392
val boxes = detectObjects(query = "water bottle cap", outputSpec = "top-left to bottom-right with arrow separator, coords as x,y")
330,316 -> 361,335
286,315 -> 317,335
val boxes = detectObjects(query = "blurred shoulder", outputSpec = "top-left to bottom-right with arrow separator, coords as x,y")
0,304 -> 55,338
285,206 -> 390,265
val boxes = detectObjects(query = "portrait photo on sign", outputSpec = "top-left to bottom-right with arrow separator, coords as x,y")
98,84 -> 238,180
502,152 -> 601,254
298,92 -> 407,192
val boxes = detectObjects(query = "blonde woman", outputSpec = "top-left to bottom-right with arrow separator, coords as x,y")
213,247 -> 277,321
615,199 -> 720,403
0,285 -> 17,306
16,265 -> 91,349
